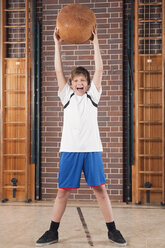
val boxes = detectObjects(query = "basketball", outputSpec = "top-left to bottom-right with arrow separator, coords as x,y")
56,3 -> 96,44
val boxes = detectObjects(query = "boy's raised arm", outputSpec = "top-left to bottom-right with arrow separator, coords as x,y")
91,29 -> 103,92
54,28 -> 67,91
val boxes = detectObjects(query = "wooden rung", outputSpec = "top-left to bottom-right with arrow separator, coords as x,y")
139,121 -> 162,124
4,90 -> 25,93
4,25 -> 26,28
139,171 -> 162,175
4,58 -> 26,60
5,122 -> 25,125
3,186 -> 25,189
138,187 -> 162,192
4,41 -> 26,44
4,9 -> 26,12
138,36 -> 162,40
4,170 -> 25,173
139,71 -> 162,73
5,74 -> 25,77
139,20 -> 162,23
5,106 -> 25,109
4,138 -> 25,141
139,104 -> 162,107
4,154 -> 26,157
139,154 -> 162,158
139,54 -> 162,56
5,57 -> 25,59
139,137 -> 162,141
139,87 -> 162,90
138,3 -> 162,6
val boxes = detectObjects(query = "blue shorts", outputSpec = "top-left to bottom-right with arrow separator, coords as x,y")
58,152 -> 106,188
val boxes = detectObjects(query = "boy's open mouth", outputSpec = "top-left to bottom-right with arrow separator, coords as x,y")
77,87 -> 84,91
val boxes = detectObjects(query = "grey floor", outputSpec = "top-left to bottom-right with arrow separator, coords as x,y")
0,201 -> 165,248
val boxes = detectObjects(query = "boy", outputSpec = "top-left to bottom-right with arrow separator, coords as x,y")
36,27 -> 127,247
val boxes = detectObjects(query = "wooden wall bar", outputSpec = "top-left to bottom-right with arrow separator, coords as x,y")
0,0 -> 34,202
133,0 -> 165,205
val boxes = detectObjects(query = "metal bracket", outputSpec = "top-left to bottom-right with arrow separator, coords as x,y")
11,178 -> 18,198
1,198 -> 8,203
144,182 -> 152,203
25,199 -> 32,203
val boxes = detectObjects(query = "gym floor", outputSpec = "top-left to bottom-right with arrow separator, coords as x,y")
0,201 -> 164,248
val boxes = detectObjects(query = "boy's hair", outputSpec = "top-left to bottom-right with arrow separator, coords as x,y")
69,66 -> 91,85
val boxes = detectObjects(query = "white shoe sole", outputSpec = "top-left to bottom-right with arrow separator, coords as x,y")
36,240 -> 58,247
109,239 -> 127,247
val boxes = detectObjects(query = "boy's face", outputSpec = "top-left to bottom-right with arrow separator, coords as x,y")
71,74 -> 89,96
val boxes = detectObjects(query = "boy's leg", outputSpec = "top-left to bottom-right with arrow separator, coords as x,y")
52,188 -> 72,222
36,188 -> 71,247
92,185 -> 127,246
92,184 -> 114,222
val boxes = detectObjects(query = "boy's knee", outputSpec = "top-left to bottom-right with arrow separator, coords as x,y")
57,188 -> 71,200
93,184 -> 105,192
93,185 -> 107,198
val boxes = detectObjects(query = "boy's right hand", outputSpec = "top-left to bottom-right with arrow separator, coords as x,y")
53,27 -> 62,44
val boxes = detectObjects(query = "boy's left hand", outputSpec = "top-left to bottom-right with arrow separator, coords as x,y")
89,26 -> 98,43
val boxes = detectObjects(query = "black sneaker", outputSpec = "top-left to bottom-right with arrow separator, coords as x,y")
108,230 -> 127,246
36,230 -> 58,247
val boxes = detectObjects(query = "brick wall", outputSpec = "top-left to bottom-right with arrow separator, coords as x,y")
41,0 -> 123,201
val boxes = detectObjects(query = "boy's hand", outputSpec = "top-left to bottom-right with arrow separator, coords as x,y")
53,27 -> 62,44
89,26 -> 98,44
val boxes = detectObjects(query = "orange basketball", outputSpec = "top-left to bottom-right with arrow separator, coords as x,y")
56,4 -> 96,44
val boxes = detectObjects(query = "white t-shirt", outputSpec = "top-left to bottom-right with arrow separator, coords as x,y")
58,81 -> 103,152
